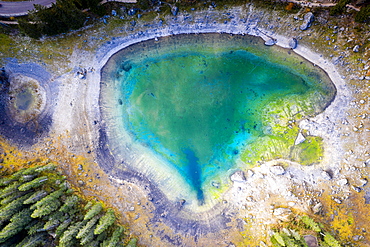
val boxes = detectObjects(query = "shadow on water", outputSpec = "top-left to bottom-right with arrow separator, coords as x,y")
183,148 -> 204,204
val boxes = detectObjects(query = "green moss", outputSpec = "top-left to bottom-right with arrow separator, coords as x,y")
290,136 -> 324,166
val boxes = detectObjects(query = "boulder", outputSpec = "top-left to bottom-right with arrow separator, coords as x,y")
264,38 -> 276,46
353,45 -> 360,52
230,170 -> 246,182
171,6 -> 179,16
289,37 -> 298,49
300,12 -> 315,31
270,165 -> 285,175
294,132 -> 305,145
304,235 -> 318,247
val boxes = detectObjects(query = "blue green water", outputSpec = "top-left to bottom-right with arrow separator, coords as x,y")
101,33 -> 335,202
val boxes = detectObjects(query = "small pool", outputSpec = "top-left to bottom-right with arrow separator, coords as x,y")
100,33 -> 336,204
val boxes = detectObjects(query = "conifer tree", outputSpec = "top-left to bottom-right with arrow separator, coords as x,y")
77,215 -> 99,239
125,237 -> 138,247
94,208 -> 115,235
79,227 -> 96,246
55,218 -> 72,238
0,208 -> 32,243
0,177 -> 17,187
103,225 -> 124,247
31,197 -> 61,218
23,190 -> 48,205
18,176 -> 48,191
25,220 -> 45,236
16,232 -> 48,247
43,211 -> 65,231
0,181 -> 21,199
84,202 -> 103,220
35,164 -> 56,172
30,189 -> 64,211
58,221 -> 84,247
0,193 -> 31,222
59,195 -> 79,213
1,191 -> 28,205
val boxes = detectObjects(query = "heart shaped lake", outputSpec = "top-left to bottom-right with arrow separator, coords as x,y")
99,33 -> 335,207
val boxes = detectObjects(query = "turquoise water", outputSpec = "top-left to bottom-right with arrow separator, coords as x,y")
100,33 -> 335,202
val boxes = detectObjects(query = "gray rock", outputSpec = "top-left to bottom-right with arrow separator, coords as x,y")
304,235 -> 318,247
300,12 -> 314,30
171,6 -> 179,16
211,181 -> 220,188
128,8 -> 137,16
353,45 -> 360,52
230,170 -> 246,182
264,38 -> 276,46
289,37 -> 298,49
270,165 -> 285,175
312,202 -> 323,214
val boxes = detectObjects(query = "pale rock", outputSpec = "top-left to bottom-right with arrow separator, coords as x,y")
321,171 -> 332,180
337,178 -> 348,186
295,132 -> 306,145
300,12 -> 315,30
273,208 -> 292,221
270,165 -> 285,175
358,178 -> 367,187
264,38 -> 276,46
230,170 -> 246,182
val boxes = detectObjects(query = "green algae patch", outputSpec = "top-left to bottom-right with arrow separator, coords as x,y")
290,136 -> 324,166
100,33 -> 336,205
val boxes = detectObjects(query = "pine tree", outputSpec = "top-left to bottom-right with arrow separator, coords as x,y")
0,193 -> 31,222
43,211 -> 65,231
301,216 -> 321,232
55,218 -> 72,238
94,208 -> 115,235
31,197 -> 61,218
84,202 -> 103,220
84,201 -> 93,210
0,208 -> 32,243
34,163 -> 56,172
0,181 -> 21,199
125,237 -> 137,247
79,227 -> 96,246
26,220 -> 45,235
59,195 -> 79,213
16,232 -> 48,247
0,177 -> 17,187
58,221 -> 84,247
18,176 -> 48,191
1,191 -> 28,205
103,225 -> 124,247
77,215 -> 99,239
23,190 -> 48,205
30,189 -> 64,210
